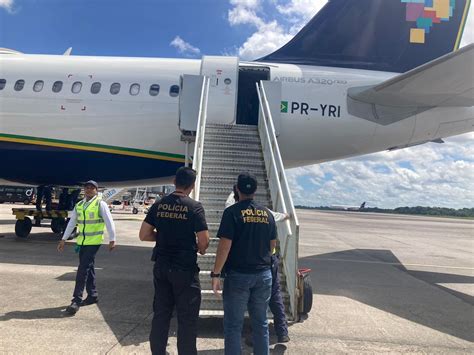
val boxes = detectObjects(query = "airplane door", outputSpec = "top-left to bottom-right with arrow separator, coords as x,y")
178,74 -> 205,133
200,56 -> 239,124
260,80 -> 282,136
236,66 -> 270,126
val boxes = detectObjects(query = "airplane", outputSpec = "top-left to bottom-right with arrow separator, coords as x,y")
329,202 -> 367,211
0,0 -> 472,189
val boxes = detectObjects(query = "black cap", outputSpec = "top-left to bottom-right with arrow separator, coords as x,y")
237,172 -> 257,195
84,180 -> 99,189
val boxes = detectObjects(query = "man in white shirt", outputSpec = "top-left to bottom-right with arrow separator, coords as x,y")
57,180 -> 116,315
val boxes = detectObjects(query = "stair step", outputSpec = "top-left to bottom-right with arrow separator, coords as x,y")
202,150 -> 264,160
202,158 -> 266,168
203,142 -> 262,151
199,187 -> 271,201
205,132 -> 260,140
200,176 -> 268,187
199,271 -> 288,289
197,253 -> 217,269
204,135 -> 261,144
201,168 -> 266,178
207,123 -> 258,132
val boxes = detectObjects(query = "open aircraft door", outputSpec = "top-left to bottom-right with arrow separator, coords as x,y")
200,56 -> 239,125
259,80 -> 282,136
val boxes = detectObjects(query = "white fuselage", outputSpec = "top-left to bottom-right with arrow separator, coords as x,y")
0,52 -> 472,186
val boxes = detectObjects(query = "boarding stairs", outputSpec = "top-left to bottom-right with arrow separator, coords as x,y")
102,188 -> 129,204
187,78 -> 300,320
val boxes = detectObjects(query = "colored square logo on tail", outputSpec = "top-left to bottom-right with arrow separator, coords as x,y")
401,0 -> 455,44
406,3 -> 425,20
410,28 -> 426,43
280,101 -> 288,113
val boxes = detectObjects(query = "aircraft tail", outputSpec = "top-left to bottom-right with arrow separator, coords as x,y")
258,0 -> 471,73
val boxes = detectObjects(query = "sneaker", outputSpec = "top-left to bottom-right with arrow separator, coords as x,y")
81,297 -> 99,306
277,335 -> 290,343
66,302 -> 80,315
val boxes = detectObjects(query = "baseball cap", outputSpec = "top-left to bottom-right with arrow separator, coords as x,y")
237,172 -> 257,195
84,180 -> 99,189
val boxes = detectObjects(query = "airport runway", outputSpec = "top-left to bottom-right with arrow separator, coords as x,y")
0,204 -> 472,354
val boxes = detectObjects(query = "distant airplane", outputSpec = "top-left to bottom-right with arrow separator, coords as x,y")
0,0 -> 472,188
329,202 -> 367,211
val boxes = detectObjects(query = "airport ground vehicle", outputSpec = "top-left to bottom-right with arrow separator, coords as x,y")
13,208 -> 69,238
0,186 -> 35,205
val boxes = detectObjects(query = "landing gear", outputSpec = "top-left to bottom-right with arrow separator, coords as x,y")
15,217 -> 32,238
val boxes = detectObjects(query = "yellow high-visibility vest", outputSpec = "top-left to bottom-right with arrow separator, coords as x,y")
75,196 -> 105,246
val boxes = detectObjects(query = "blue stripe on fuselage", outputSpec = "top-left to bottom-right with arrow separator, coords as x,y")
0,141 -> 183,186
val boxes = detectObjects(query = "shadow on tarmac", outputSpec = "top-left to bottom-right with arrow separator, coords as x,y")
0,306 -> 72,320
299,248 -> 474,342
1,233 -> 473,346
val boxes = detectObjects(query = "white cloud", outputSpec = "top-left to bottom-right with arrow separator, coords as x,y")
230,0 -> 260,9
0,0 -> 14,12
238,21 -> 293,60
170,36 -> 201,57
276,0 -> 327,23
287,132 -> 474,209
227,0 -> 324,60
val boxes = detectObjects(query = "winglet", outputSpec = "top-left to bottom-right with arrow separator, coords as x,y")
63,47 -> 72,56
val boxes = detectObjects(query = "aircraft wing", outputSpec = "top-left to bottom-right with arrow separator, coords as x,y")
347,44 -> 474,125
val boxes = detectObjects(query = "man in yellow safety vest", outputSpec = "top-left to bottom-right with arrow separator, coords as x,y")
58,180 -> 116,315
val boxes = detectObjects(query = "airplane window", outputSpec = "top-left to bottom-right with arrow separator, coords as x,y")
169,85 -> 180,97
91,82 -> 101,94
14,80 -> 25,91
72,81 -> 82,94
33,80 -> 44,92
149,84 -> 160,96
129,83 -> 140,96
52,81 -> 63,93
0,79 -> 6,90
110,83 -> 121,95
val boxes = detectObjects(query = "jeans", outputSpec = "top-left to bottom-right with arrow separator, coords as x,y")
223,269 -> 272,355
149,264 -> 201,355
72,244 -> 101,303
269,254 -> 288,338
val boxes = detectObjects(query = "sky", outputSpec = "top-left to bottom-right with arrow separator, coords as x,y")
0,0 -> 473,208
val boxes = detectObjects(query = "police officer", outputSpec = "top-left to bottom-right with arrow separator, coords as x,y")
225,184 -> 290,344
139,167 -> 209,355
212,172 -> 277,355
57,180 -> 116,315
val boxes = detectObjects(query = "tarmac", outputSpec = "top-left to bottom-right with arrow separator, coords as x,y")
0,204 -> 472,354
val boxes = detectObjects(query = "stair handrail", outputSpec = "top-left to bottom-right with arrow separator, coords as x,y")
256,81 -> 300,321
191,77 -> 210,201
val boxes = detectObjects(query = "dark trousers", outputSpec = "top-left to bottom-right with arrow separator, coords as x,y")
72,245 -> 101,303
36,185 -> 52,211
150,264 -> 201,355
269,254 -> 288,338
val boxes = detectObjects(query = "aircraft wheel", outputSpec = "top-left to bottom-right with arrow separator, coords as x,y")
51,218 -> 66,234
132,207 -> 139,214
15,218 -> 32,238
301,276 -> 313,315
23,199 -> 30,205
